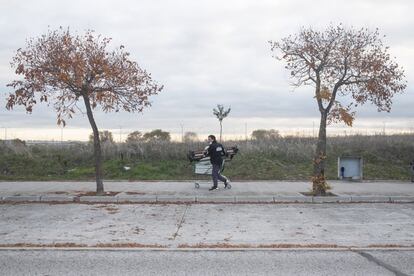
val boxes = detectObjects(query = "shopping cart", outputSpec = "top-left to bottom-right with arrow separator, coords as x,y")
187,146 -> 238,189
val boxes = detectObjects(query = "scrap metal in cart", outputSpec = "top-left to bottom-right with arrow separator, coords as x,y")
187,146 -> 239,189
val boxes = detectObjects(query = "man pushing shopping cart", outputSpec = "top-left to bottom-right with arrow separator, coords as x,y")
187,135 -> 238,191
204,135 -> 230,191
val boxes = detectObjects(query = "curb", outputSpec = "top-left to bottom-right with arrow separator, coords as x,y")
79,196 -> 118,203
274,196 -> 312,203
1,246 -> 414,251
312,196 -> 352,203
196,196 -> 236,203
390,196 -> 414,203
1,195 -> 414,204
2,196 -> 41,202
156,196 -> 195,203
236,196 -> 274,203
350,196 -> 391,203
117,195 -> 157,203
40,195 -> 76,202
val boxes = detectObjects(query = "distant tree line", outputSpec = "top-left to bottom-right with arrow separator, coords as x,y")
89,129 -> 172,144
88,128 -> 284,144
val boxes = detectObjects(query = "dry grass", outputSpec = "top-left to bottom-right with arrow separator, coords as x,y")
1,134 -> 413,180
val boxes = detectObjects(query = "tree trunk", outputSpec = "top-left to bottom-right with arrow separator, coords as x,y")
219,120 -> 223,142
312,112 -> 328,195
82,94 -> 104,195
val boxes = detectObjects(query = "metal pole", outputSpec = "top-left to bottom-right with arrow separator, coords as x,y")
312,121 -> 315,137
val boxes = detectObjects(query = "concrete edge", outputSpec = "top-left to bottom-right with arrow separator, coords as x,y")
40,195 -> 76,202
79,196 -> 118,203
156,196 -> 196,203
389,196 -> 414,203
274,196 -> 312,203
3,196 -> 41,202
196,196 -> 236,203
236,196 -> 274,203
117,195 -> 157,203
0,247 -> 414,251
313,196 -> 352,203
1,195 -> 414,204
350,196 -> 392,203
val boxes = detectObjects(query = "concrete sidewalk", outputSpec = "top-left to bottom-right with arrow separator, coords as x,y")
1,180 -> 414,203
1,203 -> 414,248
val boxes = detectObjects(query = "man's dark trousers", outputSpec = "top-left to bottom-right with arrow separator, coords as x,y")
212,163 -> 227,188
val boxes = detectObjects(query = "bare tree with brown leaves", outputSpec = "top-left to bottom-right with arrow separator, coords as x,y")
6,27 -> 163,195
269,24 -> 406,195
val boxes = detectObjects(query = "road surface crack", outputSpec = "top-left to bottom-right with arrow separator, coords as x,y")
355,250 -> 409,276
171,204 -> 189,241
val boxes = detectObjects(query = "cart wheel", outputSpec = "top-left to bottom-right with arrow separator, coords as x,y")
195,183 -> 200,189
226,183 -> 232,189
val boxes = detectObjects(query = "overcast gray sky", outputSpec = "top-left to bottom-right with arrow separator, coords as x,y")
0,0 -> 413,141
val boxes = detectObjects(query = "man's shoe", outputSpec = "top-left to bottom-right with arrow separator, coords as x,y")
209,186 -> 219,191
224,179 -> 231,189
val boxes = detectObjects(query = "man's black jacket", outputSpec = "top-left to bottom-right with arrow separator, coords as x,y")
205,141 -> 226,165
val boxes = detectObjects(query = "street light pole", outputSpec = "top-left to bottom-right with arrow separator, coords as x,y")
180,123 -> 184,143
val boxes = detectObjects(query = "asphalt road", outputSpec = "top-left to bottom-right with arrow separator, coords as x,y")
0,249 -> 413,275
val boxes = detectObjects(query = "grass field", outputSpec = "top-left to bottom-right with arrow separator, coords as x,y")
1,134 -> 413,181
